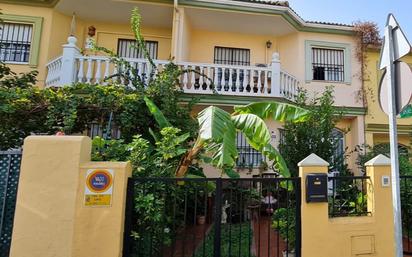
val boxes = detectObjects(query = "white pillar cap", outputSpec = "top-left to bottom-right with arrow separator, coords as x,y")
298,153 -> 329,167
365,154 -> 391,166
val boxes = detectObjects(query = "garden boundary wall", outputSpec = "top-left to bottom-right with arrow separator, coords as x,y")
9,136 -> 131,257
299,153 -> 396,257
8,136 -> 397,257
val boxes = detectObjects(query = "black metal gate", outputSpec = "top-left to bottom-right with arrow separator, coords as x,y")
123,177 -> 301,257
401,175 -> 412,255
0,150 -> 22,257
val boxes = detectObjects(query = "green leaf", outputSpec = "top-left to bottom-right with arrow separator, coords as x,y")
148,127 -> 159,141
261,144 -> 290,178
143,96 -> 171,129
225,168 -> 240,178
231,113 -> 270,150
197,106 -> 238,169
234,101 -> 310,123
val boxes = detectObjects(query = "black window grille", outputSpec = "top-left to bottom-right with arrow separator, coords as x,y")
117,39 -> 158,59
0,22 -> 33,63
87,122 -> 121,140
312,48 -> 344,82
214,46 -> 250,66
236,132 -> 265,168
213,46 -> 251,91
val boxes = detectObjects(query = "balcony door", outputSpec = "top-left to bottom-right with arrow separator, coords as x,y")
213,46 -> 250,91
117,39 -> 158,60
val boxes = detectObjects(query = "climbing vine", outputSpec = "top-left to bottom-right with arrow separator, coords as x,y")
353,21 -> 382,105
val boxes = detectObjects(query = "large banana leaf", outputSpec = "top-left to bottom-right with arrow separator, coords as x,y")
144,96 -> 171,129
197,106 -> 238,169
261,143 -> 290,178
231,113 -> 270,150
234,101 -> 310,123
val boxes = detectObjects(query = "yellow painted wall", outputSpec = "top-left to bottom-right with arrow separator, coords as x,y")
73,162 -> 132,257
372,133 -> 410,147
189,29 -> 280,65
10,136 -> 132,257
365,50 -> 412,125
299,156 -> 395,257
10,136 -> 91,257
88,21 -> 172,60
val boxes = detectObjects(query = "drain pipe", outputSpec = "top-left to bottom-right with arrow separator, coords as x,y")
173,0 -> 181,61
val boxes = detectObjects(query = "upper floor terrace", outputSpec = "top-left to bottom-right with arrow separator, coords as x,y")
1,0 -> 363,107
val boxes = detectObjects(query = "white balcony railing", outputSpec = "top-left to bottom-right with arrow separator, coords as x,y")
46,36 -> 300,101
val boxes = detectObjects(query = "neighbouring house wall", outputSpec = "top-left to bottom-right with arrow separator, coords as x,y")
0,4 -> 55,86
365,50 -> 412,125
364,50 -> 412,147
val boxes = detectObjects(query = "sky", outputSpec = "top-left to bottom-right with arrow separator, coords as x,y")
289,0 -> 412,38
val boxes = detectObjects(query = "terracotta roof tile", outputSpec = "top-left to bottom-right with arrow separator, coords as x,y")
232,0 -> 290,7
231,0 -> 353,28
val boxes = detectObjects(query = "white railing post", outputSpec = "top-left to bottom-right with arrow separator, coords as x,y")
270,52 -> 281,97
60,36 -> 81,86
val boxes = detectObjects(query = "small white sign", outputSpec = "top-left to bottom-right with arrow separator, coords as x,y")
84,169 -> 114,206
382,175 -> 390,187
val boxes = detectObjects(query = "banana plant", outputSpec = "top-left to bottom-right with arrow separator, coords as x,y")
175,101 -> 310,178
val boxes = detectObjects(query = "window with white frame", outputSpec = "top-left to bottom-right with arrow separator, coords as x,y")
117,39 -> 158,59
312,48 -> 345,82
0,22 -> 33,63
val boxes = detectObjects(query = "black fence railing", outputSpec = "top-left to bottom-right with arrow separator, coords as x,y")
0,150 -> 22,257
328,176 -> 371,218
401,175 -> 412,255
123,177 -> 301,257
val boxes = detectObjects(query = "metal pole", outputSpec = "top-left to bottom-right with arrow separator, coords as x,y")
386,25 -> 404,257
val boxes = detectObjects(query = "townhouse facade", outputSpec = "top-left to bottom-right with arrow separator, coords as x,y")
0,0 -> 367,174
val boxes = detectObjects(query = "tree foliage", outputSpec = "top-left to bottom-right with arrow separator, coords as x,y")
279,87 -> 347,176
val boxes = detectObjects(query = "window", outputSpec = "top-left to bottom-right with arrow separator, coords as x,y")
305,40 -> 351,83
236,132 -> 265,168
214,46 -> 250,66
312,48 -> 344,82
0,22 -> 33,63
117,39 -> 158,59
213,47 -> 250,91
87,122 -> 121,140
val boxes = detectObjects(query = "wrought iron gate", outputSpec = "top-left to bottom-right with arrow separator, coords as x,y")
123,177 -> 301,257
0,150 -> 22,257
401,175 -> 412,255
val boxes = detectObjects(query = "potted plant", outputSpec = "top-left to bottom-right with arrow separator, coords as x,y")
272,208 -> 296,257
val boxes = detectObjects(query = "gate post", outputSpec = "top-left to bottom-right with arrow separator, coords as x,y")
9,136 -> 132,257
298,153 -> 329,257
